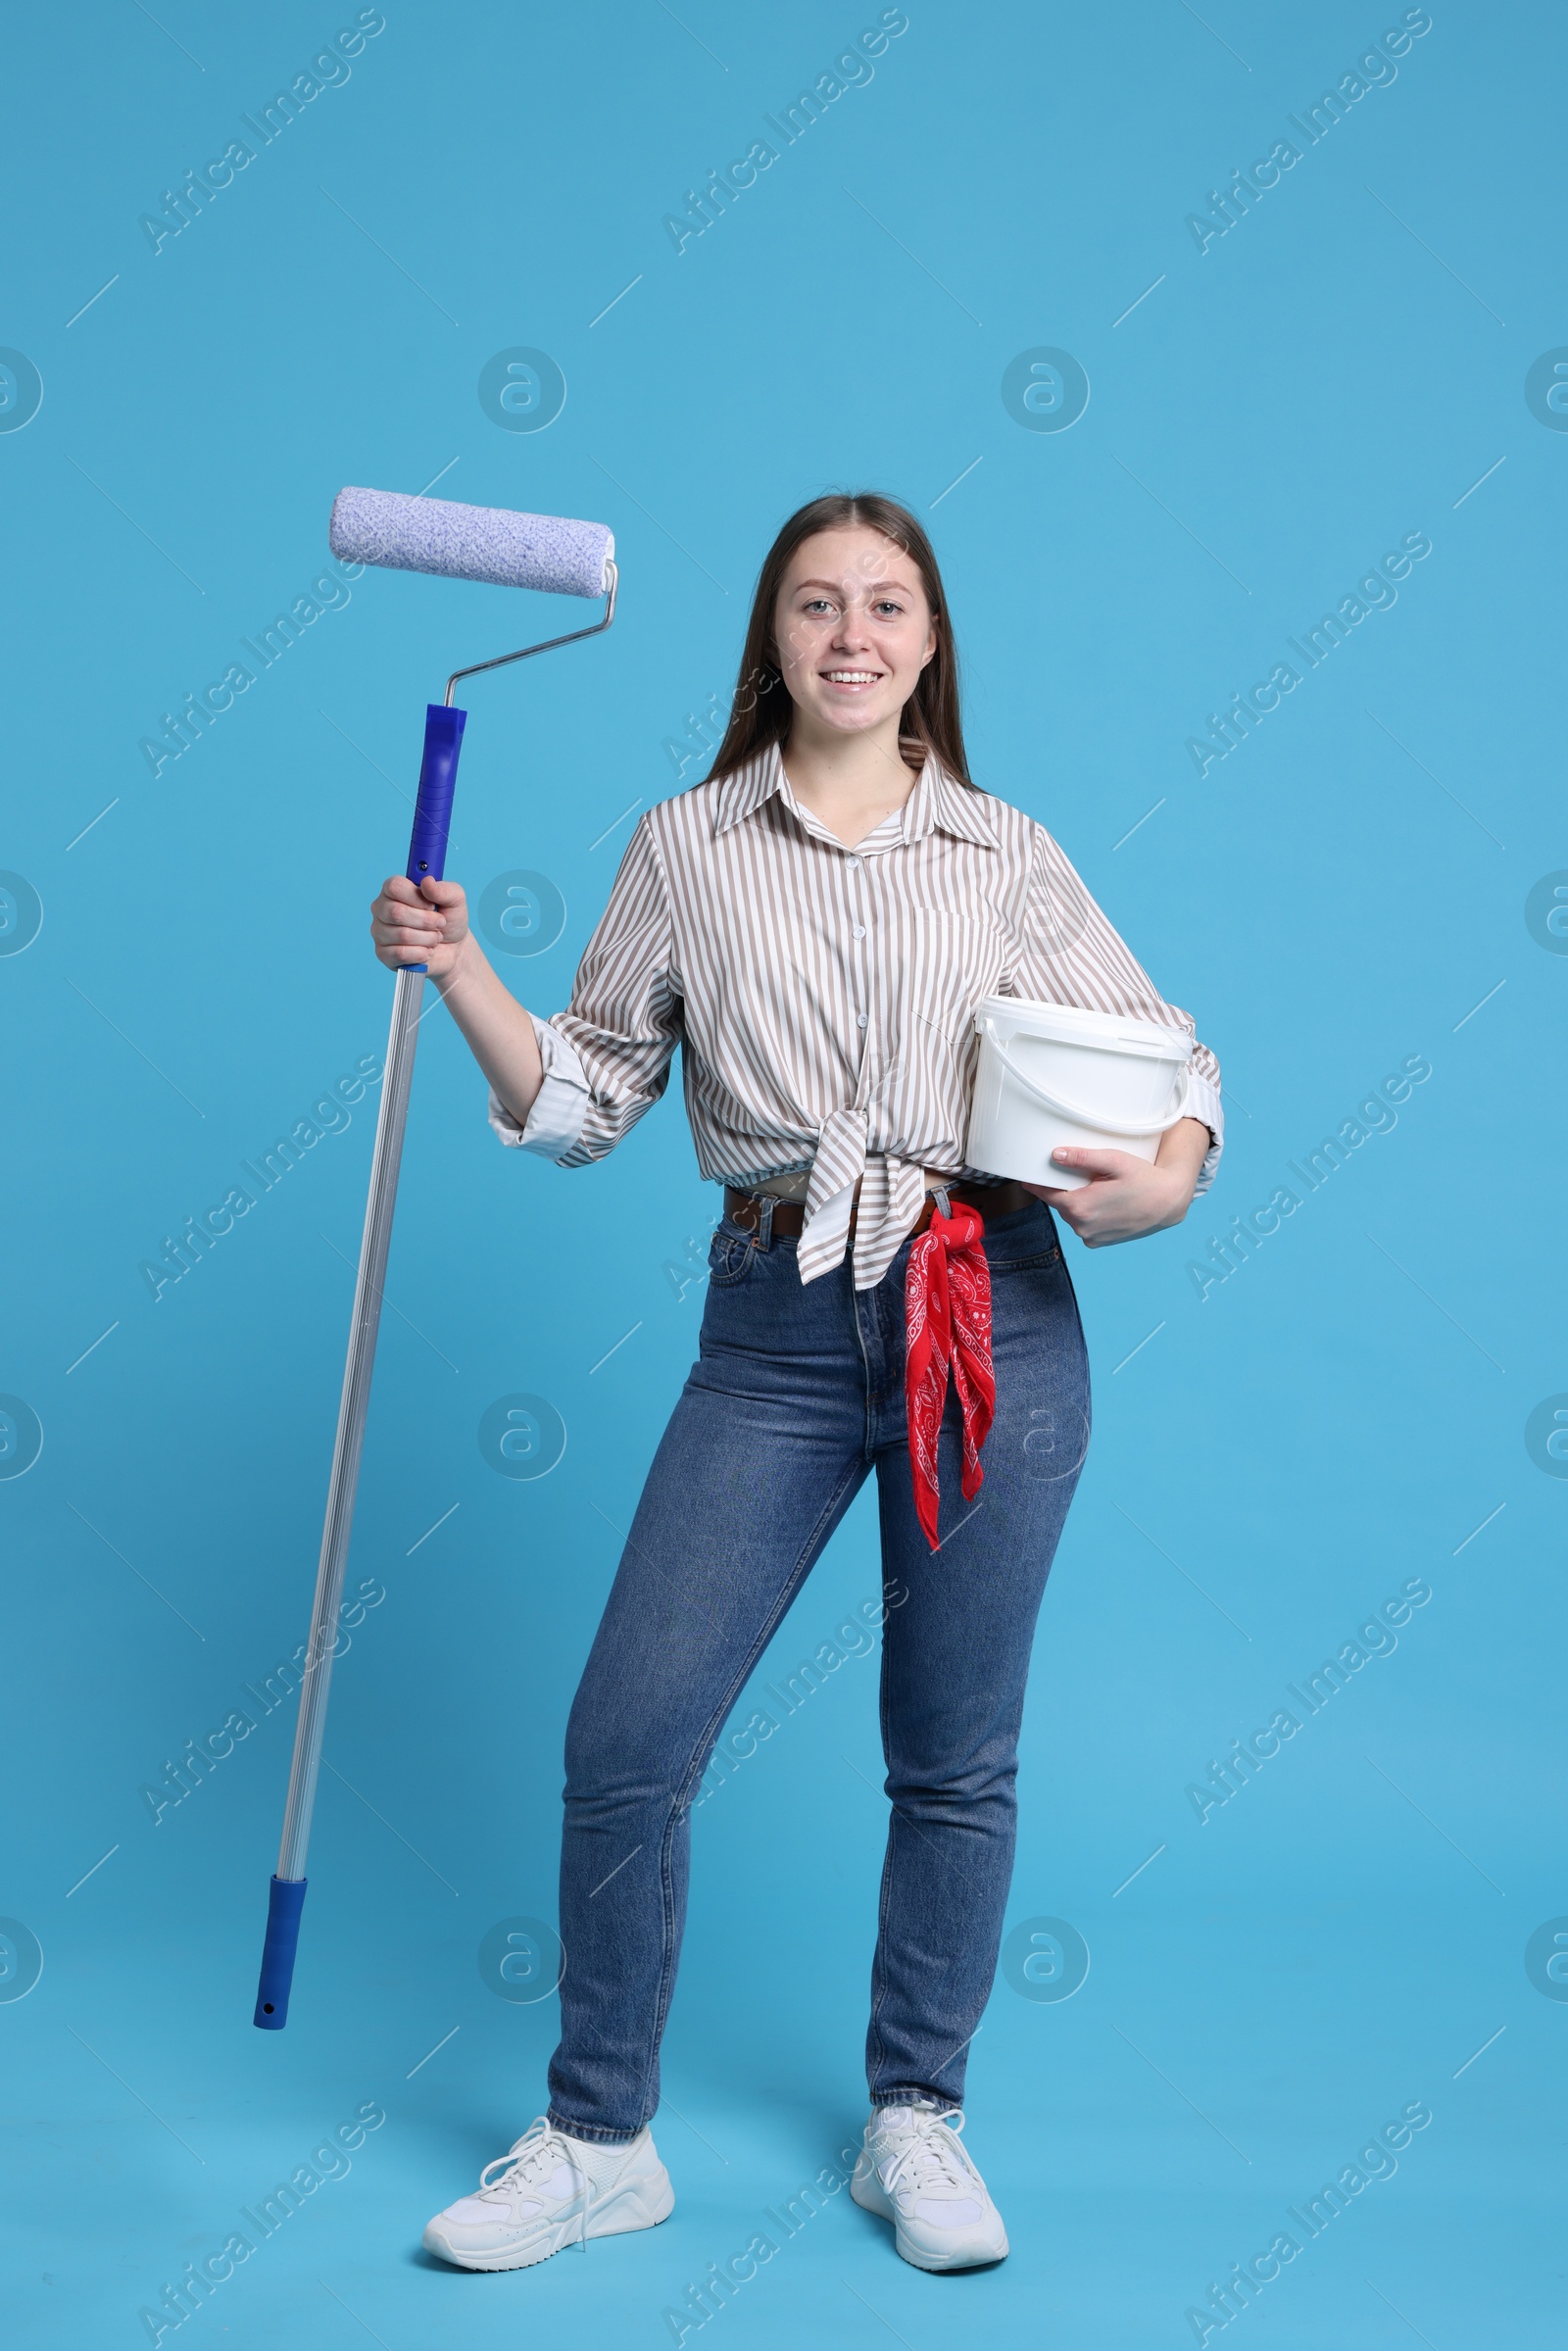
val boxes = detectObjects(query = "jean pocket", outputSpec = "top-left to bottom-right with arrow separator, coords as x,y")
988,1242 -> 1063,1277
983,1203 -> 1062,1277
707,1225 -> 756,1287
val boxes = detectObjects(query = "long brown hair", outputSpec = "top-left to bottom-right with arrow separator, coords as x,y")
705,492 -> 972,786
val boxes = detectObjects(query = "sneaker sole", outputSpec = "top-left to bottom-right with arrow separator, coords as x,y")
850,2164 -> 1008,2272
423,2166 -> 675,2273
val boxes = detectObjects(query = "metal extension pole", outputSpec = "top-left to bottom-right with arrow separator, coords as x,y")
274,958 -> 425,1887
254,566 -> 615,2028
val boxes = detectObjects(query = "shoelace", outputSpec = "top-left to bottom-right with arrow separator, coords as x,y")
476,2115 -> 589,2211
875,2103 -> 978,2201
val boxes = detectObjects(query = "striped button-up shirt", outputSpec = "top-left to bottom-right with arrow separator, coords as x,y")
491,745 -> 1223,1288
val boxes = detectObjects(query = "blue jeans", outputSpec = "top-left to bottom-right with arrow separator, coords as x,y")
546,1194 -> 1091,2142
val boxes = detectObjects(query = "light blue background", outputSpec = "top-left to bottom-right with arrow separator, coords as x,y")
3,4 -> 1563,2344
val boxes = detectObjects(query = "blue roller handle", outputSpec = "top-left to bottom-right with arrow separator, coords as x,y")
402,704 -> 467,965
256,711 -> 465,2028
254,1876 -> 308,2029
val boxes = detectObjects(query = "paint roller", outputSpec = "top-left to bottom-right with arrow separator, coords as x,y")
253,489 -> 617,2030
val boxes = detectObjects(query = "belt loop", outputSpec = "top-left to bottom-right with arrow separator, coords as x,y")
931,1183 -> 953,1220
756,1193 -> 775,1252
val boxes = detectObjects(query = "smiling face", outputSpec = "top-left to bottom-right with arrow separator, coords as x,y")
772,525 -> 938,744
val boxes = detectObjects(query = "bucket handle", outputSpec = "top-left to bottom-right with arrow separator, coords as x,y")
981,1018 -> 1194,1140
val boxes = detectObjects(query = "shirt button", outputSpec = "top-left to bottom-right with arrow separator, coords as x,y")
857,1013 -> 867,1028
848,856 -> 861,869
853,924 -> 865,940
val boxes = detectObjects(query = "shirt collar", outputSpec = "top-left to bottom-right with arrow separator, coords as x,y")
710,741 -> 997,850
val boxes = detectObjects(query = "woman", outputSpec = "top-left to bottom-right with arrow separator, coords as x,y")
372,493 -> 1222,2278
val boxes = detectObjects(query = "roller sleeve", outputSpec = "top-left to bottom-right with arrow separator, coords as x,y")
329,486 -> 613,599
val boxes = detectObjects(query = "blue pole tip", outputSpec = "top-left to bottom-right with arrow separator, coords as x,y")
253,1876 -> 308,2031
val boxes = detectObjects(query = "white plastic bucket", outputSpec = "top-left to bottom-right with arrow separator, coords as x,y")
964,995 -> 1194,1190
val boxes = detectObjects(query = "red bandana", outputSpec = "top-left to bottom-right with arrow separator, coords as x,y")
904,1198 -> 996,1551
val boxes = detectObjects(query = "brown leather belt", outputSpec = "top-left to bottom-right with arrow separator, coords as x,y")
722,1176 -> 1037,1247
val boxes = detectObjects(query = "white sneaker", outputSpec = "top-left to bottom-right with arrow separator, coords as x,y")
421,2114 -> 674,2272
850,2099 -> 1008,2271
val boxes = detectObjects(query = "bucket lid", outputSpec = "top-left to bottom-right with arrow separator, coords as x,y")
975,993 -> 1191,1062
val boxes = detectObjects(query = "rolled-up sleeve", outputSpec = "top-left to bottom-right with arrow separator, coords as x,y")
487,1013 -> 594,1158
487,814 -> 683,1168
1012,825 -> 1224,1196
